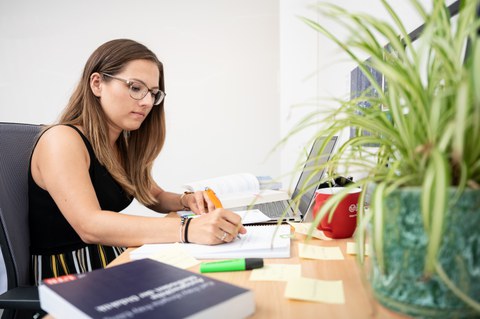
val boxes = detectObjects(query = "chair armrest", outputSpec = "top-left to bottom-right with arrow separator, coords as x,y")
0,286 -> 40,310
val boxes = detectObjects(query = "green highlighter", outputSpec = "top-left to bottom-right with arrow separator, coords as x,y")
200,258 -> 264,273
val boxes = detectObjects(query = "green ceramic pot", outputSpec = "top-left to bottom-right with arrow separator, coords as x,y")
369,187 -> 480,318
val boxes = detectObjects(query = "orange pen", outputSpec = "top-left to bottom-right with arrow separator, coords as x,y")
206,187 -> 242,239
205,187 -> 223,208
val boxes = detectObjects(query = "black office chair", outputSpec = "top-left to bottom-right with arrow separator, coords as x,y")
0,123 -> 42,319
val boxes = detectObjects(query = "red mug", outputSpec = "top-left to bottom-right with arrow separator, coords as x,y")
313,187 -> 362,239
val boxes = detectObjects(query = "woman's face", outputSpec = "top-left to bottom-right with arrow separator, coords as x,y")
98,59 -> 160,135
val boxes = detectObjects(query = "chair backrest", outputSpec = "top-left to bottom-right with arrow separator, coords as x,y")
0,123 -> 42,289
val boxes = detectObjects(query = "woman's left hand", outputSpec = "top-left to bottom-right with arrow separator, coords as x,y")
183,190 -> 216,214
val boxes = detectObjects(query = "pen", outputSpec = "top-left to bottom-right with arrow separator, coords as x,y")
205,187 -> 242,239
205,187 -> 223,208
200,258 -> 264,273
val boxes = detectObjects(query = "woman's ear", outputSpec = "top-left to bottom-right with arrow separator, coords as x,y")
90,72 -> 103,97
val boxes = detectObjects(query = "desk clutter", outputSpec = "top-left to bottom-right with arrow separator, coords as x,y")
38,224 -> 369,318
130,222 -> 368,307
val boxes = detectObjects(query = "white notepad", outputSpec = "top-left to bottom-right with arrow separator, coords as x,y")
131,224 -> 291,260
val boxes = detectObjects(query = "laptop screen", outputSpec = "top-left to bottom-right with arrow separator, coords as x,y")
291,136 -> 338,215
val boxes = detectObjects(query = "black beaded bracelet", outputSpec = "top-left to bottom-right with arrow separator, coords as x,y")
184,217 -> 193,244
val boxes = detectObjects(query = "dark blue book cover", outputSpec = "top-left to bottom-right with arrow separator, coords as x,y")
39,258 -> 254,319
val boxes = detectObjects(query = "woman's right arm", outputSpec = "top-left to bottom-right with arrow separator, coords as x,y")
31,126 -> 245,247
31,126 -> 183,247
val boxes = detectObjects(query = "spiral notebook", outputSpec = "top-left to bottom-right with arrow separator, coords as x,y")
130,224 -> 291,260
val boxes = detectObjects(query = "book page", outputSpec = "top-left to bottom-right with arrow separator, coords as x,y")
182,173 -> 289,209
183,173 -> 260,196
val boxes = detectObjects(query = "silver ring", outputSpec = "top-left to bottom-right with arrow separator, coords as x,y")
220,232 -> 227,241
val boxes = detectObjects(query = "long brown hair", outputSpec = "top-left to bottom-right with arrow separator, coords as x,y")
58,39 -> 166,205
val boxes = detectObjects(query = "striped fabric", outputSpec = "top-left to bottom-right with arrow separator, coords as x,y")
32,244 -> 126,286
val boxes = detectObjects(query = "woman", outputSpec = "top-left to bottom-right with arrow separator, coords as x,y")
29,39 -> 246,285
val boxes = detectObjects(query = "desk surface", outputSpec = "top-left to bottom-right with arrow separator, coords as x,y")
107,233 -> 409,319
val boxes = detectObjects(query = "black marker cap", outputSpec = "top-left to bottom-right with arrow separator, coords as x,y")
245,258 -> 264,270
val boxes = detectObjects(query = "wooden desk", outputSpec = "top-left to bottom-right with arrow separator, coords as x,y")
108,233 -> 410,319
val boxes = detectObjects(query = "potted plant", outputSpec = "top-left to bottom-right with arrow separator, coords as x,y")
287,0 -> 480,317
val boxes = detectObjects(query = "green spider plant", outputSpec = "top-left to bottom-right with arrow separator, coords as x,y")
288,0 -> 480,285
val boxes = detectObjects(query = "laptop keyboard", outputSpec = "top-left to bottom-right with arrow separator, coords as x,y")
254,201 -> 294,218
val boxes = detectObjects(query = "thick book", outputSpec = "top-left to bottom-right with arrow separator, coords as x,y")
183,173 -> 289,209
39,259 -> 254,319
131,224 -> 291,260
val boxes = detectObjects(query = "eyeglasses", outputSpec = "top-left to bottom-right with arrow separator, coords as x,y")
102,73 -> 165,106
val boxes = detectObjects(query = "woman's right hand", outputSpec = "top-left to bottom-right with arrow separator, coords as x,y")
186,208 -> 247,245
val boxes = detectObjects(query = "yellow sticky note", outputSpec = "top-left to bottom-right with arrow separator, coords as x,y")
346,242 -> 371,256
288,222 -> 332,241
298,243 -> 344,260
285,277 -> 345,304
147,244 -> 199,269
249,264 -> 302,281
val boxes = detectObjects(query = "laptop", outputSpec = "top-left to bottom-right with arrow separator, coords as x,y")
233,136 -> 338,224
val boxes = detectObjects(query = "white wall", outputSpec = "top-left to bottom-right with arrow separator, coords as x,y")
0,0 -> 280,215
279,0 -> 450,186
0,0 -> 448,215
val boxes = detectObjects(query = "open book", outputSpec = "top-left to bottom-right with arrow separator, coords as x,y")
183,173 -> 289,209
131,224 -> 291,259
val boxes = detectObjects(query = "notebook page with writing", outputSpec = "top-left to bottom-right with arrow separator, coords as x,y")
131,225 -> 291,260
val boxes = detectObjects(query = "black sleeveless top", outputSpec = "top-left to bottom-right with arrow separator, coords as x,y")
28,125 -> 133,255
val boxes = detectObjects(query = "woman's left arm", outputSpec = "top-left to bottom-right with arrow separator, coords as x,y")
148,183 -> 215,214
